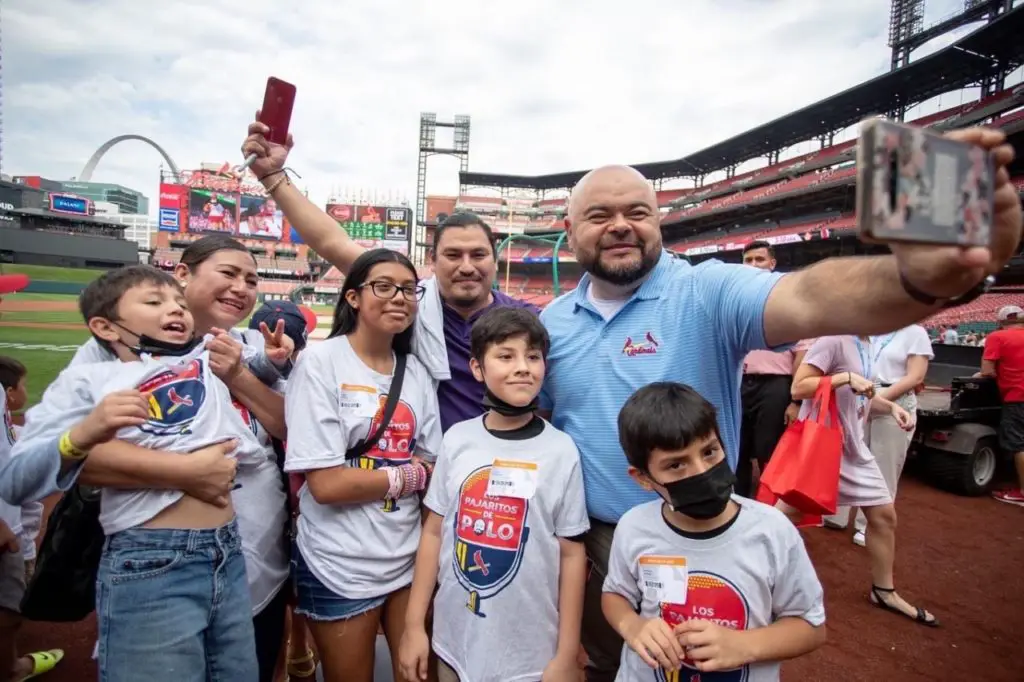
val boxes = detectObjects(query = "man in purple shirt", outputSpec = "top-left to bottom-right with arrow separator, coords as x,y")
240,126 -> 537,430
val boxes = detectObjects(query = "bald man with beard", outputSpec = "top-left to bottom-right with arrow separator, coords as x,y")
539,140 -> 1020,680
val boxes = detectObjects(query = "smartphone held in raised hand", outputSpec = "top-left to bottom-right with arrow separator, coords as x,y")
239,77 -> 297,172
856,117 -> 995,248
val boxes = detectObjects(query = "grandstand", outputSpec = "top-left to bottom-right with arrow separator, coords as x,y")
422,1 -> 1024,323
150,232 -> 323,300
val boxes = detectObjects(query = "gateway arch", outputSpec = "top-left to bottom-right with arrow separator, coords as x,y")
78,134 -> 181,181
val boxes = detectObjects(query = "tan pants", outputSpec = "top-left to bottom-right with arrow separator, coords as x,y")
853,413 -> 913,532
437,658 -> 459,682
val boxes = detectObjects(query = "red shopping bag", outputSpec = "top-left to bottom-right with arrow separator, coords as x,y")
755,376 -> 843,515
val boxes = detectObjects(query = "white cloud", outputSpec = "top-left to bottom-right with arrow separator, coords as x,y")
1,0 -> 993,215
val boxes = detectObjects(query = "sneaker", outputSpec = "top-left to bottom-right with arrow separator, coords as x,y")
991,488 -> 1024,507
852,530 -> 866,547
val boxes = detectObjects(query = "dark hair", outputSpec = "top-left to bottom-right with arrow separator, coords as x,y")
328,248 -> 419,354
617,382 -> 721,470
470,307 -> 549,362
742,240 -> 774,258
179,234 -> 255,270
79,265 -> 182,352
433,212 -> 496,256
0,356 -> 27,390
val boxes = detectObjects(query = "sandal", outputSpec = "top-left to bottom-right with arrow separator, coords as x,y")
287,648 -> 317,679
20,649 -> 64,680
869,585 -> 939,627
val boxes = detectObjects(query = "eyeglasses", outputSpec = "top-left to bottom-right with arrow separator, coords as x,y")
359,281 -> 426,302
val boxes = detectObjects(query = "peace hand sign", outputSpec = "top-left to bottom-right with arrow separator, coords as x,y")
260,319 -> 294,366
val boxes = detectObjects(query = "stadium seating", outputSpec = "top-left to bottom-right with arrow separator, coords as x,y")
926,292 -> 1024,328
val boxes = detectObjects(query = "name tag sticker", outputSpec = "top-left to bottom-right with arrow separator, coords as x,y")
486,459 -> 539,500
339,384 -> 379,419
639,555 -> 688,605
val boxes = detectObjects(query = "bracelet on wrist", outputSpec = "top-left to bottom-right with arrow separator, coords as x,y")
58,431 -> 89,461
257,169 -> 285,182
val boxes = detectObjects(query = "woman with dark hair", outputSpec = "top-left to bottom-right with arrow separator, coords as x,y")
68,234 -> 292,681
284,248 -> 442,682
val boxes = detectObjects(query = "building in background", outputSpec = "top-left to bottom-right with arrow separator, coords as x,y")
11,175 -> 64,192
60,180 -> 150,215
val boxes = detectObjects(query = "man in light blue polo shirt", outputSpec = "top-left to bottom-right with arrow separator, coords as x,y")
542,145 -> 1021,681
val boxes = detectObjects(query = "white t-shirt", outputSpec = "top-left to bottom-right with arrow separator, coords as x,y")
603,498 -> 825,682
284,335 -> 442,599
0,391 -> 22,537
16,347 -> 265,535
69,330 -> 289,614
423,416 -> 590,682
871,325 -> 933,412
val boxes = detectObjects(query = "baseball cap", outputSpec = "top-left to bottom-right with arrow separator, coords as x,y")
998,305 -> 1023,321
249,301 -> 318,350
0,273 -> 30,294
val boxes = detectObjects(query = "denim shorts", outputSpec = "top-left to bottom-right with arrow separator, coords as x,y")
292,543 -> 385,621
96,521 -> 258,682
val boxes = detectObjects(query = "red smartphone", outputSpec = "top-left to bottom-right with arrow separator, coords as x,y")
258,77 -> 296,146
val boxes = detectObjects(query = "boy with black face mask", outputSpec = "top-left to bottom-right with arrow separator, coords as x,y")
602,382 -> 826,681
0,265 -> 293,682
399,307 -> 589,682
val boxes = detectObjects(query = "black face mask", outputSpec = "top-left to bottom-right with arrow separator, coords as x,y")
482,388 -> 537,418
653,459 -> 736,520
113,322 -> 202,358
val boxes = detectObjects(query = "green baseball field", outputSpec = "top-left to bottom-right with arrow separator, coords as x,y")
0,265 -> 334,410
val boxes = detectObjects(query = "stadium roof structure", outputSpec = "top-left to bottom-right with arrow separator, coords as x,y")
461,5 -> 1024,191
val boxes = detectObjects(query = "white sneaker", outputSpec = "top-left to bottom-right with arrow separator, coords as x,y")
852,530 -> 866,547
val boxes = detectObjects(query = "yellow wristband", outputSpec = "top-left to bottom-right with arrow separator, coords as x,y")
58,432 -> 89,461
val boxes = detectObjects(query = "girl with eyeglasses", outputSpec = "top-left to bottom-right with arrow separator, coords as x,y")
283,248 -> 442,682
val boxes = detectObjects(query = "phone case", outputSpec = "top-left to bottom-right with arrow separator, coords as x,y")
856,117 -> 994,247
260,77 -> 296,146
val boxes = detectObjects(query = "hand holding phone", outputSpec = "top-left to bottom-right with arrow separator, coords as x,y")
856,117 -> 995,248
239,77 -> 297,173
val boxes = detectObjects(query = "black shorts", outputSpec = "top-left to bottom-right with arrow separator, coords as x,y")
999,402 -> 1024,453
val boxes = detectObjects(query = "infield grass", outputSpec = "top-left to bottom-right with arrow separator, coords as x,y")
0,326 -> 89,408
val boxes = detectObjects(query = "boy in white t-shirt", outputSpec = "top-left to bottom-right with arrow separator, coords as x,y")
603,382 -> 826,682
399,307 -> 590,682
0,265 -> 291,682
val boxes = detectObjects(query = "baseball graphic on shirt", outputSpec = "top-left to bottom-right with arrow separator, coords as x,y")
452,464 -> 530,617
137,359 -> 207,437
357,395 -> 417,513
657,571 -> 751,682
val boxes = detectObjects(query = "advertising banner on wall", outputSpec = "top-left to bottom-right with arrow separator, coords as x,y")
158,182 -> 187,232
326,203 -> 410,254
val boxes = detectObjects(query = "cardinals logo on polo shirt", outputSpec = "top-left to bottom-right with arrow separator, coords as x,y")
356,394 -> 417,513
137,359 -> 207,437
452,464 -> 530,618
656,571 -> 751,682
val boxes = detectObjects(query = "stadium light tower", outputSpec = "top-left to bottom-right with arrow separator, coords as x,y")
413,113 -> 470,265
886,0 -> 1013,118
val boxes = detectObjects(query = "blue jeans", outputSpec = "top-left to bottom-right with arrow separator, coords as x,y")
96,521 -> 258,682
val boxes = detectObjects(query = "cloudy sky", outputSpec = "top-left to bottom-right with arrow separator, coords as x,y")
4,0 -> 993,215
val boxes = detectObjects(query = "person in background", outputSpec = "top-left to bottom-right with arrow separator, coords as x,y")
0,360 -> 44,582
980,306 -> 1024,507
603,383 -> 825,681
240,121 -> 538,433
791,336 -> 936,627
0,352 -> 64,682
847,325 -> 933,546
736,241 -> 807,497
941,326 -> 959,345
246,300 -> 320,682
